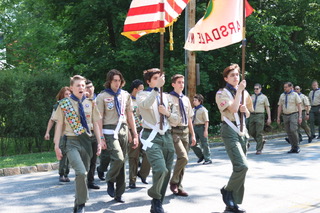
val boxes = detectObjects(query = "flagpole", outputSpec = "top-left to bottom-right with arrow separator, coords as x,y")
160,31 -> 164,130
240,0 -> 246,132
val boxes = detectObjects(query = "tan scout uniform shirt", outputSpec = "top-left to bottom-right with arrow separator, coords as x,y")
169,94 -> 194,126
53,97 -> 101,136
193,106 -> 209,125
96,90 -> 133,125
251,94 -> 270,113
278,92 -> 301,114
308,89 -> 320,106
216,89 -> 253,121
298,93 -> 310,110
136,90 -> 179,128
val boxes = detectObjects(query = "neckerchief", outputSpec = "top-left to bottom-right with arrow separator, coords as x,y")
193,104 -> 203,123
312,88 -> 320,103
253,93 -> 262,110
284,90 -> 293,109
170,91 -> 187,125
70,94 -> 89,133
225,83 -> 237,97
145,87 -> 154,92
131,95 -> 136,100
104,88 -> 122,117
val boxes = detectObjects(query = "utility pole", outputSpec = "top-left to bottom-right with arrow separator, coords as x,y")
185,0 -> 196,102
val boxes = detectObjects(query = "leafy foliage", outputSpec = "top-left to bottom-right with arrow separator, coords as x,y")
0,0 -> 319,147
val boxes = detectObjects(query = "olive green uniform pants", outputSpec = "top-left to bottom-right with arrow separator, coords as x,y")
248,113 -> 265,151
310,106 -> 320,137
191,124 -> 211,161
104,124 -> 128,198
59,135 -> 70,177
283,113 -> 299,149
298,111 -> 311,138
65,134 -> 92,205
221,123 -> 248,205
99,149 -> 111,172
142,129 -> 174,202
128,139 -> 150,184
87,134 -> 98,184
170,127 -> 189,190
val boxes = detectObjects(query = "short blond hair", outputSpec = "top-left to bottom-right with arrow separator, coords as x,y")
70,75 -> 86,86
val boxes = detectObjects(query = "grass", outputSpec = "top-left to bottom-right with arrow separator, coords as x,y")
0,123 -> 285,169
0,152 -> 57,169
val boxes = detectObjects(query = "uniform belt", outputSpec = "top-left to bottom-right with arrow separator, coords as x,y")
143,128 -> 169,134
222,121 -> 236,125
172,126 -> 188,130
194,124 -> 205,126
66,136 -> 79,139
283,112 -> 298,116
251,112 -> 264,115
311,105 -> 320,107
142,128 -> 153,133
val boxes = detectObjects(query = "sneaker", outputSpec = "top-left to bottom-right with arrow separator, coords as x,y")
203,160 -> 212,165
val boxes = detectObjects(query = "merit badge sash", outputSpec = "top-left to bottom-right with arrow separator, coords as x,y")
59,98 -> 86,136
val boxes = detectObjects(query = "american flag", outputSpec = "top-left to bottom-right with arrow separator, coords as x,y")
122,0 -> 190,41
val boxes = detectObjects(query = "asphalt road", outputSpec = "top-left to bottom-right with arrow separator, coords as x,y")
1,135 -> 320,213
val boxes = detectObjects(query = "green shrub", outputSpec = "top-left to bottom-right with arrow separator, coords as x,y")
0,68 -> 69,156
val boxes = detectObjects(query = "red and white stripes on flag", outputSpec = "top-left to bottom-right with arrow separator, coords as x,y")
122,0 -> 190,41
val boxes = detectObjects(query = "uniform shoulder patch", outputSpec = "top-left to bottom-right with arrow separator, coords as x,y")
216,89 -> 223,94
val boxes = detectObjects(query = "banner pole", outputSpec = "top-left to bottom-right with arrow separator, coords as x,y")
240,0 -> 246,132
160,31 -> 164,130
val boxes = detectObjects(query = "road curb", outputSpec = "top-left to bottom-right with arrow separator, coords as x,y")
0,162 -> 59,177
1,133 -> 288,177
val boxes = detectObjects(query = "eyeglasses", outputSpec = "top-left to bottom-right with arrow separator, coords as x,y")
295,88 -> 299,90
254,88 -> 260,90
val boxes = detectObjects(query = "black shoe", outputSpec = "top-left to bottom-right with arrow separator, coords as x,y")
150,199 -> 164,213
64,176 -> 70,182
97,166 -> 105,181
312,135 -> 316,139
197,156 -> 204,163
308,136 -> 313,143
59,175 -> 66,182
88,182 -> 100,189
317,136 -> 320,139
285,138 -> 290,144
220,186 -> 235,208
203,160 -> 212,165
225,205 -> 246,213
137,172 -> 148,184
114,196 -> 125,203
73,204 -> 85,213
288,148 -> 300,153
107,181 -> 115,197
129,183 -> 136,189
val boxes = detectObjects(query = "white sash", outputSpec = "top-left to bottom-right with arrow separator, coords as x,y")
140,94 -> 169,150
223,88 -> 249,138
102,92 -> 126,140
